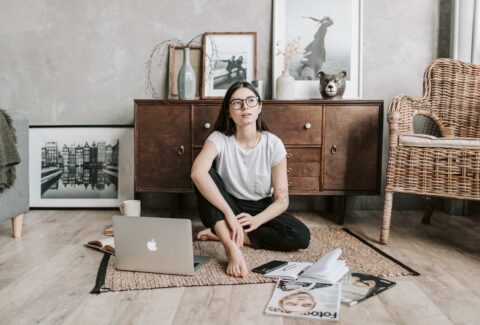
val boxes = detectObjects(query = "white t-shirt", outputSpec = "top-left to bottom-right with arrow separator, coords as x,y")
207,131 -> 287,201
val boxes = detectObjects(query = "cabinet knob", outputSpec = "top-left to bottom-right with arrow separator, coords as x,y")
330,145 -> 337,154
178,145 -> 185,155
287,167 -> 293,173
287,181 -> 292,187
304,122 -> 312,129
204,122 -> 211,129
286,153 -> 293,159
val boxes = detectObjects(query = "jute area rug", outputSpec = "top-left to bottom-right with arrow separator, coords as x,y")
92,228 -> 418,293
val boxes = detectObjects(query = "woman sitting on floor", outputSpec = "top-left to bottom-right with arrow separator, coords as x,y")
191,81 -> 310,278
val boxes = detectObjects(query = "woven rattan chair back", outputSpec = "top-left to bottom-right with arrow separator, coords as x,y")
425,59 -> 480,138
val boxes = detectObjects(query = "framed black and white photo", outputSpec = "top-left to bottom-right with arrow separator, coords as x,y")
29,126 -> 134,208
273,0 -> 362,99
201,32 -> 257,98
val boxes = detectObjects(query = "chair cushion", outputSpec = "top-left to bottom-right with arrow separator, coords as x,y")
399,134 -> 480,149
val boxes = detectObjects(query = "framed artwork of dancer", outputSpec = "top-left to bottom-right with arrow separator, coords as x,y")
272,0 -> 362,99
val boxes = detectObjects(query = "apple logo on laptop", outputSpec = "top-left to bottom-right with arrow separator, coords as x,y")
147,239 -> 157,252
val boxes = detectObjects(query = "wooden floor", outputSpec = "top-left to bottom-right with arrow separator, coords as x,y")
0,208 -> 479,325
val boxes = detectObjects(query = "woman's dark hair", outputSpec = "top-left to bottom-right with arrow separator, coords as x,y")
212,81 -> 270,136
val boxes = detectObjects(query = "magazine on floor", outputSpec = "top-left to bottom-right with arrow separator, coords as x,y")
340,272 -> 396,306
264,248 -> 349,284
265,279 -> 341,321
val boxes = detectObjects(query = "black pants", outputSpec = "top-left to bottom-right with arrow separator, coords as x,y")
194,169 -> 310,251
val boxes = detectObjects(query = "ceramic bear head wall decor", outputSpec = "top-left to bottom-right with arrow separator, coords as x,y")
318,71 -> 347,100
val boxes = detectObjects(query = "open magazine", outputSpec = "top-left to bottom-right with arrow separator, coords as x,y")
265,279 -> 341,321
265,248 -> 349,284
340,272 -> 396,306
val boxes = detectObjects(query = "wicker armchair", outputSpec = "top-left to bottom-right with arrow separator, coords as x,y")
381,58 -> 480,244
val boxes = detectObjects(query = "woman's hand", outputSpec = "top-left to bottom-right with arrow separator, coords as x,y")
225,213 -> 244,247
237,213 -> 262,233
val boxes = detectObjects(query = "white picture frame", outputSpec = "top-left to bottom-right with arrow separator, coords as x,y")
272,0 -> 363,99
202,32 -> 257,99
29,126 -> 134,208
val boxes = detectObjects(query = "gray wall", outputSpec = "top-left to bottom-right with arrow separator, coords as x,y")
0,0 -> 445,210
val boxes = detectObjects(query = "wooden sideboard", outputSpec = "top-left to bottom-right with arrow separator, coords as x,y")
134,99 -> 383,222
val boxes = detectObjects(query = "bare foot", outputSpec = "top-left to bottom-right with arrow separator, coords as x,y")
196,228 -> 220,241
225,244 -> 248,278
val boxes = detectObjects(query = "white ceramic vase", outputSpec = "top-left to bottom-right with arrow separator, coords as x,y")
178,48 -> 196,100
275,70 -> 295,100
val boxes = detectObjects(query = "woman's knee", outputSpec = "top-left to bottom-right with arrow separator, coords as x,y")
289,222 -> 310,250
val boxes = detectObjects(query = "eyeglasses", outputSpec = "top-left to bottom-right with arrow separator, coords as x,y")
229,96 -> 259,110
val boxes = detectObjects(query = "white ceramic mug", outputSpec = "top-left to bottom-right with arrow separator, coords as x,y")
119,200 -> 141,217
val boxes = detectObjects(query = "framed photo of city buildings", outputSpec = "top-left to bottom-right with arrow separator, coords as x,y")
29,126 -> 134,208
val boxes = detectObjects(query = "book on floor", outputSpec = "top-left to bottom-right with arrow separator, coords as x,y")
265,279 -> 341,321
264,248 -> 349,284
85,237 -> 115,255
340,272 -> 396,306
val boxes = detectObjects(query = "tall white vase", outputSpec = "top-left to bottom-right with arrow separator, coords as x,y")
275,70 -> 295,100
178,48 -> 196,100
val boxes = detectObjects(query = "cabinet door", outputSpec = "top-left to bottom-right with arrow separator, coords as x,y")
135,104 -> 191,191
193,105 -> 220,145
323,105 -> 381,191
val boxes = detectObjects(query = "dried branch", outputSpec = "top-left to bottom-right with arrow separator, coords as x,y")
145,33 -> 204,98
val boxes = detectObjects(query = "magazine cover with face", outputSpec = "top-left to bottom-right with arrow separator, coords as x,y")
265,279 -> 341,321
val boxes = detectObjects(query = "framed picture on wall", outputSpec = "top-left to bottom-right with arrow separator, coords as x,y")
29,126 -> 134,208
272,0 -> 362,99
168,45 -> 203,99
201,32 -> 257,99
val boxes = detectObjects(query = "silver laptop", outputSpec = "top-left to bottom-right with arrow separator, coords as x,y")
113,216 -> 210,275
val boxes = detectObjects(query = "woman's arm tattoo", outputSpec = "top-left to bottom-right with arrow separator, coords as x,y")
274,187 -> 289,206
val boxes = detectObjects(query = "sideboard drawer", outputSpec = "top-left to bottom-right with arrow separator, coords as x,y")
288,177 -> 319,191
263,105 -> 322,145
287,163 -> 320,177
193,105 -> 220,145
285,148 -> 320,163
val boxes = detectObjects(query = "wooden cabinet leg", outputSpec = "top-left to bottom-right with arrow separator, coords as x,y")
329,196 -> 346,225
12,213 -> 24,238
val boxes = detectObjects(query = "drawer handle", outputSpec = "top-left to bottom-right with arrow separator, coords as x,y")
287,167 -> 292,173
178,145 -> 185,155
286,153 -> 293,159
204,122 -> 211,129
330,145 -> 337,154
304,122 -> 312,129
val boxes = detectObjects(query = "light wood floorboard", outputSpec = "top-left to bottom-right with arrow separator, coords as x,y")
0,208 -> 479,325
